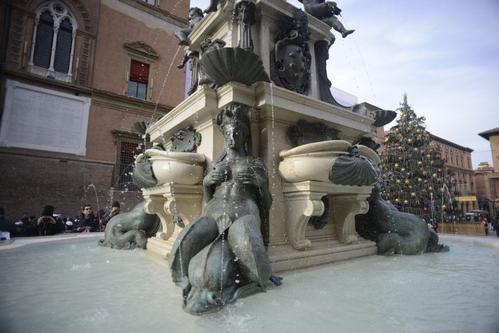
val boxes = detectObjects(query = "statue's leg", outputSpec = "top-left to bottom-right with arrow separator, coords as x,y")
174,29 -> 190,45
169,216 -> 218,286
228,215 -> 272,288
327,16 -> 355,38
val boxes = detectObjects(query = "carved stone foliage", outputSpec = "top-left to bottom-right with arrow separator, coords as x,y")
169,126 -> 202,153
287,119 -> 339,146
271,10 -> 311,95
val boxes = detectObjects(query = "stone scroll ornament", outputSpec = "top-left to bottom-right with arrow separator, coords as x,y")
168,103 -> 282,315
271,10 -> 311,95
298,0 -> 354,38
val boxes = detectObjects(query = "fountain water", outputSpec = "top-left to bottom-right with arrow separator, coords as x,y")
1,235 -> 498,332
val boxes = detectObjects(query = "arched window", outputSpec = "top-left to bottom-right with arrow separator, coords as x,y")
33,11 -> 54,68
29,1 -> 77,81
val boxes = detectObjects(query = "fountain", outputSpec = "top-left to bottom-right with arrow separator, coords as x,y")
1,1 -> 497,328
98,0 -> 448,315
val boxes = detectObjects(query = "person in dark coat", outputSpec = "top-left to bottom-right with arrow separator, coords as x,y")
0,207 -> 11,240
75,205 -> 99,232
37,205 -> 64,236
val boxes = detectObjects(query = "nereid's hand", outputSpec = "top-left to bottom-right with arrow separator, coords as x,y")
206,170 -> 224,186
237,170 -> 256,185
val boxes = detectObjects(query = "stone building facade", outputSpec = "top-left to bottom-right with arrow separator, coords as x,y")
0,0 -> 188,219
429,134 -> 477,214
474,162 -> 496,218
477,127 -> 499,218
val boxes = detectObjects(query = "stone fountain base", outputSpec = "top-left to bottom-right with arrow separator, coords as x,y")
269,239 -> 377,273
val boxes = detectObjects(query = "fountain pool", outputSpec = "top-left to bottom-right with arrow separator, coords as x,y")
1,234 -> 498,333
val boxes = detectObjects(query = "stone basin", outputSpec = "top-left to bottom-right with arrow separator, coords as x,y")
278,140 -> 380,184
144,149 -> 206,185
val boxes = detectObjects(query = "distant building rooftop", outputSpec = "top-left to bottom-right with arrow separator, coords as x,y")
429,133 -> 474,153
478,127 -> 499,141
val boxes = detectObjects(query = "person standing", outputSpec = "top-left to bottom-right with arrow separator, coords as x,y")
482,217 -> 488,236
0,207 -> 11,240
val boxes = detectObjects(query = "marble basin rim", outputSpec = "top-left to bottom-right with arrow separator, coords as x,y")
144,149 -> 206,185
278,140 -> 380,183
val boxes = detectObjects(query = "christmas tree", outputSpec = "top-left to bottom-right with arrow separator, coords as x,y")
380,94 -> 456,223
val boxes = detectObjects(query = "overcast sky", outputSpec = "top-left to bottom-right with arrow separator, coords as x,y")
190,0 -> 499,168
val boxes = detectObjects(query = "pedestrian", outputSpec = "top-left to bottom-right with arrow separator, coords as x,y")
101,201 -> 120,231
37,205 -> 64,236
75,204 -> 98,232
0,207 -> 11,240
482,217 -> 488,236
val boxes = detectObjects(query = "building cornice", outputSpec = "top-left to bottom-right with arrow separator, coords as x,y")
429,133 -> 473,153
2,69 -> 172,118
2,69 -> 93,96
91,89 -> 171,117
111,129 -> 142,141
0,148 -> 114,166
478,127 -> 499,141
118,0 -> 188,27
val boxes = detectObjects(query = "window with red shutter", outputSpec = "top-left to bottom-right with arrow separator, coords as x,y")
128,60 -> 149,100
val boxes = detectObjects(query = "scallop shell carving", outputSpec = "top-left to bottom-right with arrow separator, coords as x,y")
329,155 -> 378,186
200,47 -> 270,86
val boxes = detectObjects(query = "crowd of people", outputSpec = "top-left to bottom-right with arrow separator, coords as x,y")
0,202 -> 121,240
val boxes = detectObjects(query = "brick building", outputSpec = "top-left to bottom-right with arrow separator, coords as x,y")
477,127 -> 499,218
0,0 -> 188,219
429,134 -> 477,214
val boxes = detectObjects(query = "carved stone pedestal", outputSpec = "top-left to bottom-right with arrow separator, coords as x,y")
142,183 -> 203,258
267,181 -> 376,271
282,181 -> 373,249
